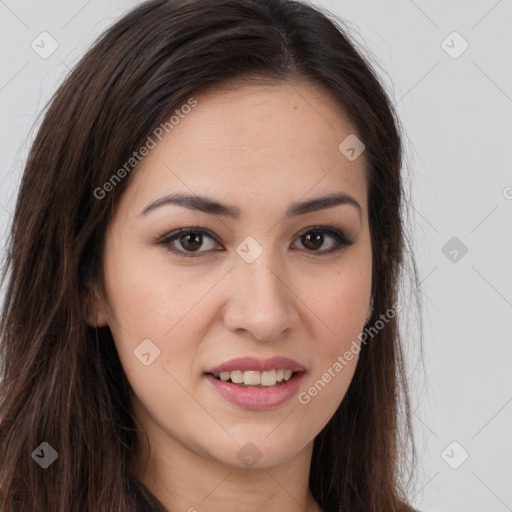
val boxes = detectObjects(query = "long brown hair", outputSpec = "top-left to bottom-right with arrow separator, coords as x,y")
0,0 -> 421,510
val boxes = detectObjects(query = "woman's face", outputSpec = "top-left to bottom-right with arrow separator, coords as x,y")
91,80 -> 372,471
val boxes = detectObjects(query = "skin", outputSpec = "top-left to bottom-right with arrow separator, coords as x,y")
87,79 -> 372,512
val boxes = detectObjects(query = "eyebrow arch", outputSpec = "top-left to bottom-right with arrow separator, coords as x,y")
140,192 -> 362,222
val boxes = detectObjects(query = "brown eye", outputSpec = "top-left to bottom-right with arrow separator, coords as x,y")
302,231 -> 325,251
159,228 -> 221,257
294,227 -> 353,253
158,225 -> 353,258
179,232 -> 203,252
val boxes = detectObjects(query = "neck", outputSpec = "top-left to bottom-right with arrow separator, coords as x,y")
129,429 -> 323,512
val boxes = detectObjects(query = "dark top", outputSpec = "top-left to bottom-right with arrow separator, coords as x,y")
128,475 -> 168,511
129,476 -> 346,511
128,475 -> 419,512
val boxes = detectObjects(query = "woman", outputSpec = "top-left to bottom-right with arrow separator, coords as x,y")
0,0 -> 421,510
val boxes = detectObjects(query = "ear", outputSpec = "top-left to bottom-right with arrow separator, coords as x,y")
83,284 -> 109,328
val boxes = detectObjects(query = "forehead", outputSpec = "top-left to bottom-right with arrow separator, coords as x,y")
166,79 -> 358,157
122,80 -> 368,219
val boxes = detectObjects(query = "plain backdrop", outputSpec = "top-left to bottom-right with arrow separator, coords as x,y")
1,1 -> 511,511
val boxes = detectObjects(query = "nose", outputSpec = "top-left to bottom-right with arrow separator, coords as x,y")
222,251 -> 300,341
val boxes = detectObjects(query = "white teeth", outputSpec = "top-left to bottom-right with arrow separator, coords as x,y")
213,369 -> 296,386
230,370 -> 244,384
260,369 -> 276,386
243,371 -> 261,386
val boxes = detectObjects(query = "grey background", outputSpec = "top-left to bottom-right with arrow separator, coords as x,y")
1,1 -> 511,511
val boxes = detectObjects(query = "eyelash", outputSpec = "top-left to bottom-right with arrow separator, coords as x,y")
156,225 -> 354,258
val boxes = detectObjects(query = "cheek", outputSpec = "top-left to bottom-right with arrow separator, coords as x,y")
296,274 -> 366,426
302,252 -> 372,346
294,250 -> 371,412
319,275 -> 369,332
102,248 -> 220,396
103,241 -> 205,336
103,262 -> 206,426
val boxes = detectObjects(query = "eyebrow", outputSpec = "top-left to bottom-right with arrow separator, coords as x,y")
140,192 -> 362,222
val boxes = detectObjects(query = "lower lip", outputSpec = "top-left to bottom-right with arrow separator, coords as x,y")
204,373 -> 305,410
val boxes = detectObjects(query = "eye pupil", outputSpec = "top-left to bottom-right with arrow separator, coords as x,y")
303,231 -> 323,250
181,233 -> 202,251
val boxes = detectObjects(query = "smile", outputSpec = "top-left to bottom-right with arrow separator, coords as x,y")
211,369 -> 295,387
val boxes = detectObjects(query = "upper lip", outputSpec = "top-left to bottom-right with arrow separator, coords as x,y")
205,356 -> 306,374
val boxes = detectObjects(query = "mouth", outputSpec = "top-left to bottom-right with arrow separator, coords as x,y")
205,369 -> 302,388
203,367 -> 306,410
203,356 -> 306,409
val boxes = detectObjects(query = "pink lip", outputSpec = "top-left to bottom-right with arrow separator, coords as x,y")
205,356 -> 305,374
204,372 -> 305,410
